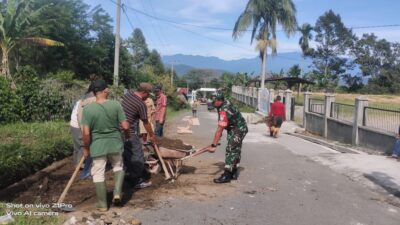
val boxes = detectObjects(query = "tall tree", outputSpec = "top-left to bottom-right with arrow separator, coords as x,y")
351,33 -> 394,78
16,0 -> 92,79
298,23 -> 313,76
310,10 -> 355,89
0,0 -> 63,87
288,64 -> 301,78
144,49 -> 164,75
128,28 -> 150,68
232,0 -> 297,89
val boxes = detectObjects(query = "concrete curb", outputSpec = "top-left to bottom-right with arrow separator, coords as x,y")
287,132 -> 363,154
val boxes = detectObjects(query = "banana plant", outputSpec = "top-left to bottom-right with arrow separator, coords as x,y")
0,0 -> 63,88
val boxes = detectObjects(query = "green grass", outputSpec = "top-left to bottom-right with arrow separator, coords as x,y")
295,92 -> 400,109
0,202 -> 65,225
0,122 -> 72,189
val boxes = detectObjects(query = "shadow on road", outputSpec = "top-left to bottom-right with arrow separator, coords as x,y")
364,171 -> 400,198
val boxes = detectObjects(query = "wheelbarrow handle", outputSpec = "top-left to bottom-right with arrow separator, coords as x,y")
180,146 -> 209,161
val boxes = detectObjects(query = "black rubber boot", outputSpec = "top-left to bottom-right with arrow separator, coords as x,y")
213,170 -> 232,183
231,167 -> 239,180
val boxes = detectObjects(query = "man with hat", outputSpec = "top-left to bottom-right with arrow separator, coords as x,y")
154,85 -> 167,137
122,83 -> 157,188
81,80 -> 130,211
206,92 -> 248,183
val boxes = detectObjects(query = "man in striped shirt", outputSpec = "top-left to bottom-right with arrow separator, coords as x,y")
122,83 -> 156,188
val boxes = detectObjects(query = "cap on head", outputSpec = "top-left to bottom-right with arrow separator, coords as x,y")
91,80 -> 108,93
212,92 -> 225,101
138,82 -> 153,93
154,85 -> 162,92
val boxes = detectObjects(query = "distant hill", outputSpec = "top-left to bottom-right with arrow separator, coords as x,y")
162,52 -> 312,76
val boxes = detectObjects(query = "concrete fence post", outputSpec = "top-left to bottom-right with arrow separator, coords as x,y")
324,94 -> 335,138
284,89 -> 293,120
269,89 -> 275,104
303,92 -> 312,128
352,96 -> 369,145
278,90 -> 284,100
256,88 -> 260,110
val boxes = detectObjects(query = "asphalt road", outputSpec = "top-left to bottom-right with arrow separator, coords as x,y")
128,106 -> 400,225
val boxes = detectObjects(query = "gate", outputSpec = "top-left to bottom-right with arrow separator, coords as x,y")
258,89 -> 270,115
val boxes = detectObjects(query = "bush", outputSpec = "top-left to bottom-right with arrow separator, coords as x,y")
0,78 -> 22,124
0,66 -> 87,124
0,122 -> 72,189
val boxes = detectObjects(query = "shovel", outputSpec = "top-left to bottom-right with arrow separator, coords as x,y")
54,156 -> 85,212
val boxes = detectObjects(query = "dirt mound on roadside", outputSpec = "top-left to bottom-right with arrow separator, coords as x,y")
157,137 -> 192,150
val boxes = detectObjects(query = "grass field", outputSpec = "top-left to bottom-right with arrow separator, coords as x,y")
295,92 -> 400,109
0,203 -> 64,225
0,122 -> 72,189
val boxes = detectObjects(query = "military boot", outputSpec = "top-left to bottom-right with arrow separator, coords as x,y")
231,167 -> 239,180
113,171 -> 125,206
94,182 -> 108,212
213,170 -> 232,183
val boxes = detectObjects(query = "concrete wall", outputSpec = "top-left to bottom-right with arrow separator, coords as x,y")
358,126 -> 396,154
327,118 -> 353,144
305,112 -> 324,136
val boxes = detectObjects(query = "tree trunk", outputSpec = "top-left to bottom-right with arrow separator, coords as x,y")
261,47 -> 267,90
1,46 -> 15,89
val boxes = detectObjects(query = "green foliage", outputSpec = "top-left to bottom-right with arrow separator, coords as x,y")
0,66 -> 85,124
288,64 -> 301,78
298,23 -> 313,56
48,70 -> 75,84
183,69 -> 219,90
0,78 -> 22,123
14,66 -> 70,121
310,10 -> 355,89
0,122 -> 72,189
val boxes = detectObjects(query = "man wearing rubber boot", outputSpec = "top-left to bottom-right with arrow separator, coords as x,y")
207,92 -> 248,183
81,80 -> 130,212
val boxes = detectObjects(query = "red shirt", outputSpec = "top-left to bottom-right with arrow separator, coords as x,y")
155,93 -> 167,121
269,101 -> 285,120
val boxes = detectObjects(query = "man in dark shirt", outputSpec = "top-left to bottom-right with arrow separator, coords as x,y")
122,83 -> 156,188
269,95 -> 286,138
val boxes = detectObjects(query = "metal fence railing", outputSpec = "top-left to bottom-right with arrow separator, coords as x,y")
330,102 -> 355,123
309,98 -> 325,115
363,106 -> 400,133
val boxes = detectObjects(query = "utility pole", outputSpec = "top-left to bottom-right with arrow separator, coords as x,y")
113,0 -> 121,87
170,61 -> 174,86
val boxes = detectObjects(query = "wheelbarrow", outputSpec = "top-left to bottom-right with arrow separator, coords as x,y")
143,143 -> 196,180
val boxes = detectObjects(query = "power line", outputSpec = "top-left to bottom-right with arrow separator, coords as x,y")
121,4 -> 134,31
108,0 -> 301,62
122,4 -> 400,32
138,0 -> 167,48
148,0 -> 171,54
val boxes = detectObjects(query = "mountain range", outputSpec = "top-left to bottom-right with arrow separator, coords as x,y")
162,52 -> 312,76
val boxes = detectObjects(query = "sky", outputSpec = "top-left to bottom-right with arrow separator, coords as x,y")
84,0 -> 400,60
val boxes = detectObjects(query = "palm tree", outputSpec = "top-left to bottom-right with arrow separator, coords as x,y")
0,0 -> 63,88
233,0 -> 297,90
298,23 -> 313,76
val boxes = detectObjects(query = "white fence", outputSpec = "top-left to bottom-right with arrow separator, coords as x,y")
231,86 -> 293,120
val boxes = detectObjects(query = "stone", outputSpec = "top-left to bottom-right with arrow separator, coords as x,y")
131,218 -> 142,225
62,216 -> 77,225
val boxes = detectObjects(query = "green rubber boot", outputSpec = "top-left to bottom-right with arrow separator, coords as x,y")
94,182 -> 108,212
113,171 -> 125,206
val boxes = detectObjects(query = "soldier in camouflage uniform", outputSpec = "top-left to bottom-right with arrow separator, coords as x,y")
207,92 -> 248,183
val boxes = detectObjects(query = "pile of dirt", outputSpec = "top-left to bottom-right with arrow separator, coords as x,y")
157,137 -> 192,150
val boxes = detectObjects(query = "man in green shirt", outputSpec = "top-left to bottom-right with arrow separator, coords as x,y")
81,80 -> 130,212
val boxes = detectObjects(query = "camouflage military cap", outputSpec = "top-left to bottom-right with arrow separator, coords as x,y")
212,92 -> 225,101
